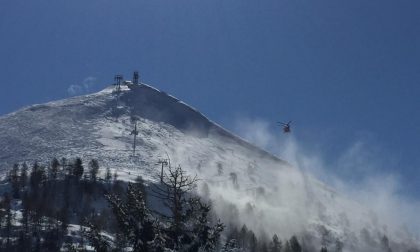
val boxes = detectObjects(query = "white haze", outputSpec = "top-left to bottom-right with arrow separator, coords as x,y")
67,76 -> 97,96
158,116 -> 420,251
213,116 -> 420,248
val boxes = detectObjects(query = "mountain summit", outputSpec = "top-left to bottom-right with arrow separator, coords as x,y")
0,83 -> 285,173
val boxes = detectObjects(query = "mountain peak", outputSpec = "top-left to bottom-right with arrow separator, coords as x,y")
0,83 -> 287,173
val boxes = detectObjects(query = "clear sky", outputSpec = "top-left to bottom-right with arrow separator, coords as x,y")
1,0 -> 419,197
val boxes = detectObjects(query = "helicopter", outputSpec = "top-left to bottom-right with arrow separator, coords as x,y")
277,121 -> 292,133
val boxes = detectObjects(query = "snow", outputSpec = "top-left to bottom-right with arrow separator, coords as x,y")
0,83 -> 418,250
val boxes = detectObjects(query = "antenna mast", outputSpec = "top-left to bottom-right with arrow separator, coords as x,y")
133,71 -> 139,85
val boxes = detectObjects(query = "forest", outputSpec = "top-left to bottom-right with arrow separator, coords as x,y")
0,157 -> 358,251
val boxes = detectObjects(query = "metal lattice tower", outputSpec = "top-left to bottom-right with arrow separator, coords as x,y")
133,71 -> 139,85
130,123 -> 139,155
114,74 -> 123,92
157,159 -> 169,182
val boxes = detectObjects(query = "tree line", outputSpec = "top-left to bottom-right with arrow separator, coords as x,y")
0,157 -> 338,251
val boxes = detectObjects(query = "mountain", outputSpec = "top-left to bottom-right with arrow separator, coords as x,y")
0,83 -> 418,251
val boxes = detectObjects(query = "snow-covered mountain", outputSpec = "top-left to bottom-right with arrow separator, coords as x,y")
0,83 -> 418,251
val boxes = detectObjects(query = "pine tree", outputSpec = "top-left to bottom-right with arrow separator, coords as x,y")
20,163 -> 28,188
260,242 -> 269,252
226,225 -> 239,243
9,163 -> 20,198
222,239 -> 239,251
334,238 -> 343,252
284,241 -> 292,252
50,158 -> 60,180
269,234 -> 282,252
106,183 -> 155,251
84,222 -> 110,252
248,231 -> 258,252
30,162 -> 46,196
186,197 -> 224,251
238,225 -> 248,248
289,236 -> 302,252
105,167 -> 112,183
381,235 -> 392,252
88,159 -> 99,182
134,176 -> 147,202
72,157 -> 84,180
21,191 -> 30,234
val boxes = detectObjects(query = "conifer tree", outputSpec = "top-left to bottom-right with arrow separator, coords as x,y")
30,162 -> 46,195
238,225 -> 248,248
72,157 -> 84,180
260,242 -> 269,252
84,222 -> 110,252
50,158 -> 60,180
106,183 -> 155,251
289,236 -> 302,252
381,235 -> 392,252
21,191 -> 30,234
20,163 -> 28,188
9,163 -> 20,198
105,167 -> 112,183
284,241 -> 292,252
186,197 -> 224,251
248,231 -> 258,252
269,234 -> 282,252
88,159 -> 99,182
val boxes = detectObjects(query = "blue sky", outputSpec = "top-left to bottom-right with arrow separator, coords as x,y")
1,0 -> 419,197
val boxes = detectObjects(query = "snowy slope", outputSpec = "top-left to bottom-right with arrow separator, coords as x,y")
0,84 -> 418,251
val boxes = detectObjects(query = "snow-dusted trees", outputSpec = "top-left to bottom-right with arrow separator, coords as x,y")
152,163 -> 224,250
1,193 -> 13,249
185,197 -> 224,251
84,222 -> 110,252
0,158 -> 359,252
105,182 -> 156,252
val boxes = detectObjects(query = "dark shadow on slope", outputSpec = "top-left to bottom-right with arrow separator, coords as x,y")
121,85 -> 213,137
121,85 -> 289,165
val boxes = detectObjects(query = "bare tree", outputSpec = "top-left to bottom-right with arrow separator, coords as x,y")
151,162 -> 198,241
